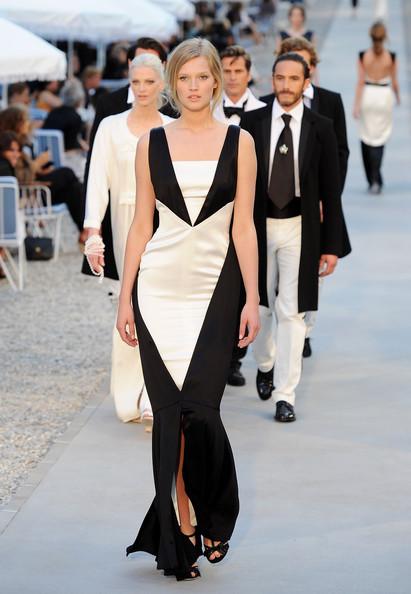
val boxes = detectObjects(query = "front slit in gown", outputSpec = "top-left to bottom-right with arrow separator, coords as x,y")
127,125 -> 241,574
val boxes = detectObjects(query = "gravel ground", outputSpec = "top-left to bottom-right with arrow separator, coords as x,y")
0,238 -> 114,505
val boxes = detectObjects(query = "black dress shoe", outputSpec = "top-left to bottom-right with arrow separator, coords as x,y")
227,366 -> 246,387
302,337 -> 312,358
256,368 -> 274,401
274,400 -> 296,422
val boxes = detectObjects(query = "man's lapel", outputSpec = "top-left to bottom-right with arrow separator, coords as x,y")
310,85 -> 320,113
258,105 -> 273,186
299,106 -> 314,181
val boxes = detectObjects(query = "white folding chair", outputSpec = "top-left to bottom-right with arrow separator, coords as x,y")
19,183 -> 67,261
0,176 -> 26,291
33,129 -> 66,169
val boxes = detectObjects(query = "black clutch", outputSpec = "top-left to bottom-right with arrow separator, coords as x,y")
24,236 -> 54,261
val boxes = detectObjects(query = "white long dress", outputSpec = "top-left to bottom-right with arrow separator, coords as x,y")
84,110 -> 173,422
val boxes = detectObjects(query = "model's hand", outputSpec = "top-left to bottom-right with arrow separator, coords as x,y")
85,229 -> 104,274
352,105 -> 360,119
319,254 -> 338,277
116,300 -> 138,347
238,302 -> 260,348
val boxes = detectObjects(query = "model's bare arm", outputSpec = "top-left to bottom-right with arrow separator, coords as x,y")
117,134 -> 155,346
232,129 -> 260,348
391,57 -> 400,104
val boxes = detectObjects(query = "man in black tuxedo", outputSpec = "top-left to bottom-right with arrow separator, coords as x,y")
82,37 -> 176,280
261,36 -> 350,358
241,53 -> 351,422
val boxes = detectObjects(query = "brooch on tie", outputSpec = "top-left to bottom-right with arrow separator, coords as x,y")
279,144 -> 288,155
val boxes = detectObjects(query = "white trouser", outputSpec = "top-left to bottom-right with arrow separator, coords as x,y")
253,216 -> 306,406
304,277 -> 323,338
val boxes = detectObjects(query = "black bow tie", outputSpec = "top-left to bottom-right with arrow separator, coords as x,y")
223,99 -> 248,119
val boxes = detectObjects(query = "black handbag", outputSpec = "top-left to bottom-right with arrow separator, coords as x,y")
24,236 -> 54,261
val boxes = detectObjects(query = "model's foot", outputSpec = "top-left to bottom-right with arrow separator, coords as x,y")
275,400 -> 296,422
227,364 -> 246,387
178,529 -> 201,580
302,337 -> 312,358
256,368 -> 274,400
203,538 -> 229,563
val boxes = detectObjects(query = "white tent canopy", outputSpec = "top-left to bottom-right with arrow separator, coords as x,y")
150,0 -> 195,21
0,17 -> 66,84
0,0 -> 178,43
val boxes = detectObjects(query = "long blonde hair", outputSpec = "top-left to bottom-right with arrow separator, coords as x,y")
166,38 -> 223,113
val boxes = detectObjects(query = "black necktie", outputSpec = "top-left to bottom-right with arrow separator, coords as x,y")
268,114 -> 295,209
223,99 -> 248,119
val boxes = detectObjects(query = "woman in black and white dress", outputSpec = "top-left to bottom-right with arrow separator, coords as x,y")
117,38 -> 259,581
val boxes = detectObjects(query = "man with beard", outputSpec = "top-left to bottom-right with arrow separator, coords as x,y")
264,37 -> 350,358
241,53 -> 350,422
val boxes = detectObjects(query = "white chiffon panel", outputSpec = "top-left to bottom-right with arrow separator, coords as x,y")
360,83 -> 394,146
138,199 -> 234,390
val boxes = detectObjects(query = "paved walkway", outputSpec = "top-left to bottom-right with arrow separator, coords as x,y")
1,1 -> 411,592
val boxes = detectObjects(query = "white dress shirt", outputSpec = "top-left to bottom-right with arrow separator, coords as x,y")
303,83 -> 314,108
269,98 -> 304,197
214,88 -> 266,125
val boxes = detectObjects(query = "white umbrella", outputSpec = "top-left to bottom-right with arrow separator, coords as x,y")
149,0 -> 195,21
125,0 -> 179,41
0,17 -> 66,84
0,0 -> 178,43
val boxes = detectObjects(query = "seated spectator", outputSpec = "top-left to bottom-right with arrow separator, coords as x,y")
0,131 -> 22,279
35,81 -> 63,113
8,82 -> 31,106
0,105 -> 85,242
43,79 -> 88,181
8,82 -> 46,126
0,131 -> 20,177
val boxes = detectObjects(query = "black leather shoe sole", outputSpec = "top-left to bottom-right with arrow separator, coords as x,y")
274,412 -> 296,422
274,401 -> 296,422
256,368 -> 274,401
227,371 -> 246,387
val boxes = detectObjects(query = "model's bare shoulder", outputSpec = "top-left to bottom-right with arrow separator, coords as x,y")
239,128 -> 256,151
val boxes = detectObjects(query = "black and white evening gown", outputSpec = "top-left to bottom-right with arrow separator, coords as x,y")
127,125 -> 241,574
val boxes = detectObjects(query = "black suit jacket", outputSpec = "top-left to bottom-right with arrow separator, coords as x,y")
81,85 -> 177,279
260,87 -> 349,191
242,103 -> 351,312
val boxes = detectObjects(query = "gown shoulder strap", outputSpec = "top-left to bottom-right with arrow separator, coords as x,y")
148,126 -> 169,175
225,124 -> 241,156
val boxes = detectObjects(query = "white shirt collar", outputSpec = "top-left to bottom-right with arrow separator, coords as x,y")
303,83 -> 314,100
272,97 -> 304,122
223,89 -> 250,108
127,85 -> 134,104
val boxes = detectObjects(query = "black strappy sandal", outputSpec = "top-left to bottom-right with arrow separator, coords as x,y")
174,531 -> 202,581
204,540 -> 229,564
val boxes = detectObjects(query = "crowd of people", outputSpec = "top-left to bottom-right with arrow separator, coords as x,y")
0,0 -> 401,583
